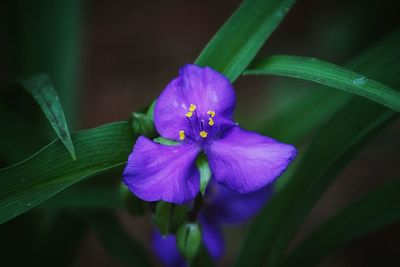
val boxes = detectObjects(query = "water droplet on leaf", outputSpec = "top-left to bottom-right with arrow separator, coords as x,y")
352,76 -> 368,85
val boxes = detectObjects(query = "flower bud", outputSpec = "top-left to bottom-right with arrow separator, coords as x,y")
176,222 -> 202,261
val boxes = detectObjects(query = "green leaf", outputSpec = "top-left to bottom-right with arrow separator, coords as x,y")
236,35 -> 400,266
145,0 -> 296,111
195,0 -> 295,82
0,121 -> 134,224
176,222 -> 202,262
18,74 -> 77,159
153,137 -> 179,146
245,55 -> 400,112
258,84 -> 350,144
146,0 -> 296,111
196,155 -> 211,195
87,212 -> 152,267
39,177 -> 146,215
257,31 -> 400,144
7,0 -> 81,126
0,89 -> 51,164
284,178 -> 400,267
259,31 -> 400,191
39,184 -> 124,210
237,99 -> 397,267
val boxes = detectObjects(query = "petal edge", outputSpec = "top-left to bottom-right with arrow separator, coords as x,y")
206,126 -> 297,193
123,136 -> 200,204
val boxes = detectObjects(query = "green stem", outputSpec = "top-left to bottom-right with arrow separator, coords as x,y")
188,194 -> 203,222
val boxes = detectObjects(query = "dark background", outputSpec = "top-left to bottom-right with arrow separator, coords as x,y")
0,0 -> 399,266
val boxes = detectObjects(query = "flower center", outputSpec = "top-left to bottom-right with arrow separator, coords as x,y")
179,103 -> 216,144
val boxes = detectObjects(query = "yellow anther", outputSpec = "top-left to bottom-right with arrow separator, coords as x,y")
208,117 -> 214,126
189,104 -> 197,112
199,131 -> 208,138
185,111 -> 193,118
179,130 -> 185,140
207,110 -> 215,117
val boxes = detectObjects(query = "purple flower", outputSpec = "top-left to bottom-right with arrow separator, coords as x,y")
123,64 -> 297,204
152,232 -> 186,267
152,182 -> 273,266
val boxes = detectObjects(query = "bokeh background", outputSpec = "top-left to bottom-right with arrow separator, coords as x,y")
0,0 -> 399,266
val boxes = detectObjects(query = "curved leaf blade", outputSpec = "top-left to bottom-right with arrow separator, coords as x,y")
39,185 -> 124,210
245,55 -> 400,111
284,178 -> 400,267
236,33 -> 400,267
237,98 -> 397,267
0,121 -> 133,224
257,31 -> 400,144
195,0 -> 295,82
18,74 -> 77,159
148,0 -> 296,109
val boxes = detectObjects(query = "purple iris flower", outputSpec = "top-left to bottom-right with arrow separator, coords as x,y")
152,182 -> 273,266
123,64 -> 297,204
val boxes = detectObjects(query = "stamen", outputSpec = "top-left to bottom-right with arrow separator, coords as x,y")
208,117 -> 214,126
199,131 -> 208,138
185,111 -> 193,118
189,104 -> 197,112
179,130 -> 185,140
207,110 -> 215,117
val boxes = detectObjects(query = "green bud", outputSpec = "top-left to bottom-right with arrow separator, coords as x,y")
131,111 -> 156,138
176,223 -> 202,261
196,155 -> 211,195
131,101 -> 157,138
153,137 -> 179,146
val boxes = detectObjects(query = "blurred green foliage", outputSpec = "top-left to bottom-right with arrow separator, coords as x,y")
0,0 -> 399,266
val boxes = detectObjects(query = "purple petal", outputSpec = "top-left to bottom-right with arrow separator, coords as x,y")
152,230 -> 187,267
205,126 -> 297,193
123,136 -> 200,204
202,182 -> 273,224
154,64 -> 236,140
199,216 -> 225,260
